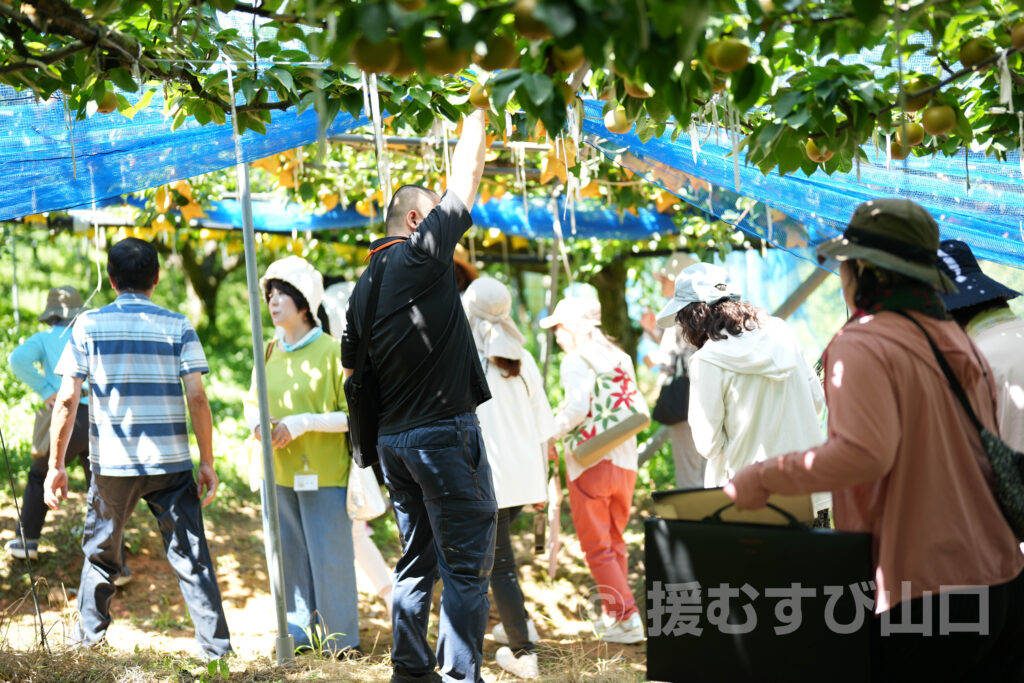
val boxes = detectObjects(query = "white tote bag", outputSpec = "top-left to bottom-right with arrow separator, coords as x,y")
347,463 -> 387,521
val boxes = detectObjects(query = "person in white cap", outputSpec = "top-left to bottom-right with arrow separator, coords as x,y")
656,263 -> 829,514
641,252 -> 704,489
243,255 -> 360,657
540,297 -> 645,645
464,277 -> 555,679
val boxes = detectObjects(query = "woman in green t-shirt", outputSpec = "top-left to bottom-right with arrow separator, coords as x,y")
244,256 -> 359,656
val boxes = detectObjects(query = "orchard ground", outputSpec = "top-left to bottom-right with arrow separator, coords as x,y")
0,379 -> 650,683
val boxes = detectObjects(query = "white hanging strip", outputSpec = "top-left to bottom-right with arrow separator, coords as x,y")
885,132 -> 892,170
730,103 -> 741,193
518,144 -> 530,221
766,204 -> 774,244
999,52 -> 1015,114
367,73 -> 392,218
1018,113 -> 1024,182
360,71 -> 372,122
443,124 -> 452,190
688,123 -> 701,164
550,195 -> 574,284
711,103 -> 721,145
505,110 -> 514,139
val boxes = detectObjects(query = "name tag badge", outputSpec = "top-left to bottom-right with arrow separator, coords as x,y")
293,473 -> 319,492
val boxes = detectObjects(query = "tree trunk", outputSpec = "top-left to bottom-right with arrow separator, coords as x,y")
174,239 -> 243,339
584,259 -> 639,363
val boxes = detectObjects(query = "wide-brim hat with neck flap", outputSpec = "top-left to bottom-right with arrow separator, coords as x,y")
816,198 -> 957,294
39,286 -> 85,323
260,256 -> 325,322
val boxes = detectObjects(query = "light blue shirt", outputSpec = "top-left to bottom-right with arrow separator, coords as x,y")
9,325 -> 87,404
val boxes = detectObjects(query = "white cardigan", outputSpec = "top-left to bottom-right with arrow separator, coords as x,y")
475,352 -> 557,509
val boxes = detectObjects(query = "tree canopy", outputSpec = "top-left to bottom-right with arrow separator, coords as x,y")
2,0 -> 1023,179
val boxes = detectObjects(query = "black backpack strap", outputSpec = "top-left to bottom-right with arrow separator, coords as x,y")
352,254 -> 387,383
893,310 -> 985,434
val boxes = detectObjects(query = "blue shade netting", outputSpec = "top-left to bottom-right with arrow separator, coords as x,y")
582,99 -> 1024,270
0,86 -> 369,222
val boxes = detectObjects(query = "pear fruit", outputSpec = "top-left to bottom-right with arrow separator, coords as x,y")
514,0 -> 552,40
903,78 -> 932,112
96,91 -> 119,114
805,139 -> 833,164
424,36 -> 468,76
604,106 -> 634,134
1012,22 -> 1024,51
473,35 -> 519,71
921,105 -> 956,136
551,45 -> 585,73
959,37 -> 996,68
895,122 -> 925,147
707,38 -> 750,72
469,83 -> 492,110
352,37 -> 399,74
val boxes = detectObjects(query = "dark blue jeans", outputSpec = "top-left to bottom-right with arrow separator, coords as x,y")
75,470 -> 231,658
378,413 -> 497,683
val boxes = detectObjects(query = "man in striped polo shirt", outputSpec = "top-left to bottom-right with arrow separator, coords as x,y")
45,237 -> 231,659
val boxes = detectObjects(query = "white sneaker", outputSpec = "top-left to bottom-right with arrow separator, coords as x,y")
492,617 -> 539,645
495,647 -> 539,679
597,612 -> 645,644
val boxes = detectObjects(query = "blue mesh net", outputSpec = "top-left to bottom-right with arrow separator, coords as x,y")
3,85 -> 1023,271
582,100 -> 1024,270
0,87 -> 367,221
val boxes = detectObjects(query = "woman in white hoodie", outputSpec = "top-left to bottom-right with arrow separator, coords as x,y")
655,263 -> 829,511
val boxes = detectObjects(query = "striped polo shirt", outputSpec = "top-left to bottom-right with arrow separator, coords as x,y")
55,293 -> 209,476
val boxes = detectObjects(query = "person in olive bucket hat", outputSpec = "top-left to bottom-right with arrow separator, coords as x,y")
726,198 -> 1024,681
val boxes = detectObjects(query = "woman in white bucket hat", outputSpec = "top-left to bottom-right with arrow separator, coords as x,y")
243,255 -> 360,656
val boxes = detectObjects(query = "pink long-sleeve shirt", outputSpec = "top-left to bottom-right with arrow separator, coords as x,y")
748,310 -> 1024,613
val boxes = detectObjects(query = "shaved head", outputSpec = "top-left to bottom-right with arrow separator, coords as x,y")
386,185 -> 441,236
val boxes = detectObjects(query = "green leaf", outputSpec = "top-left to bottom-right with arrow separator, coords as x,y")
730,63 -> 764,112
108,68 -> 138,93
490,70 -> 523,111
256,41 -> 280,58
534,2 -> 577,39
219,659 -> 230,677
520,73 -> 553,108
209,0 -> 234,11
852,0 -> 884,25
636,116 -> 658,143
207,660 -> 218,677
299,181 -> 316,202
267,67 -> 295,93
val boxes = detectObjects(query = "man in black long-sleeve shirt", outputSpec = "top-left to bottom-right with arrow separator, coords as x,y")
343,110 -> 494,683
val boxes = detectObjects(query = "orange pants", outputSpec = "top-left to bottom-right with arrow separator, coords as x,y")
567,459 -> 638,620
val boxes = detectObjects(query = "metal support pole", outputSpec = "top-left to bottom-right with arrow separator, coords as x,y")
541,241 -> 561,384
237,161 -> 294,664
772,266 -> 831,320
10,227 -> 20,326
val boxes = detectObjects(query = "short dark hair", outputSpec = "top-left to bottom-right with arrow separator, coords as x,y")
264,278 -> 316,326
675,299 -> 763,349
107,238 -> 159,291
491,356 -> 522,378
386,185 -> 439,236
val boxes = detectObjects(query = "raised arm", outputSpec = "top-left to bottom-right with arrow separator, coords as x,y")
447,110 -> 488,212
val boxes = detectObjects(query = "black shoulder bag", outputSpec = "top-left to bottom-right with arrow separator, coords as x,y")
895,310 -> 1024,541
344,254 -> 387,468
652,353 -> 690,426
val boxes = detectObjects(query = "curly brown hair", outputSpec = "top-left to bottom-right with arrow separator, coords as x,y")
675,300 -> 763,349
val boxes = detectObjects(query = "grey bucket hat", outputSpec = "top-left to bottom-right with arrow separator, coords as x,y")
816,198 -> 957,294
655,263 -> 741,329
